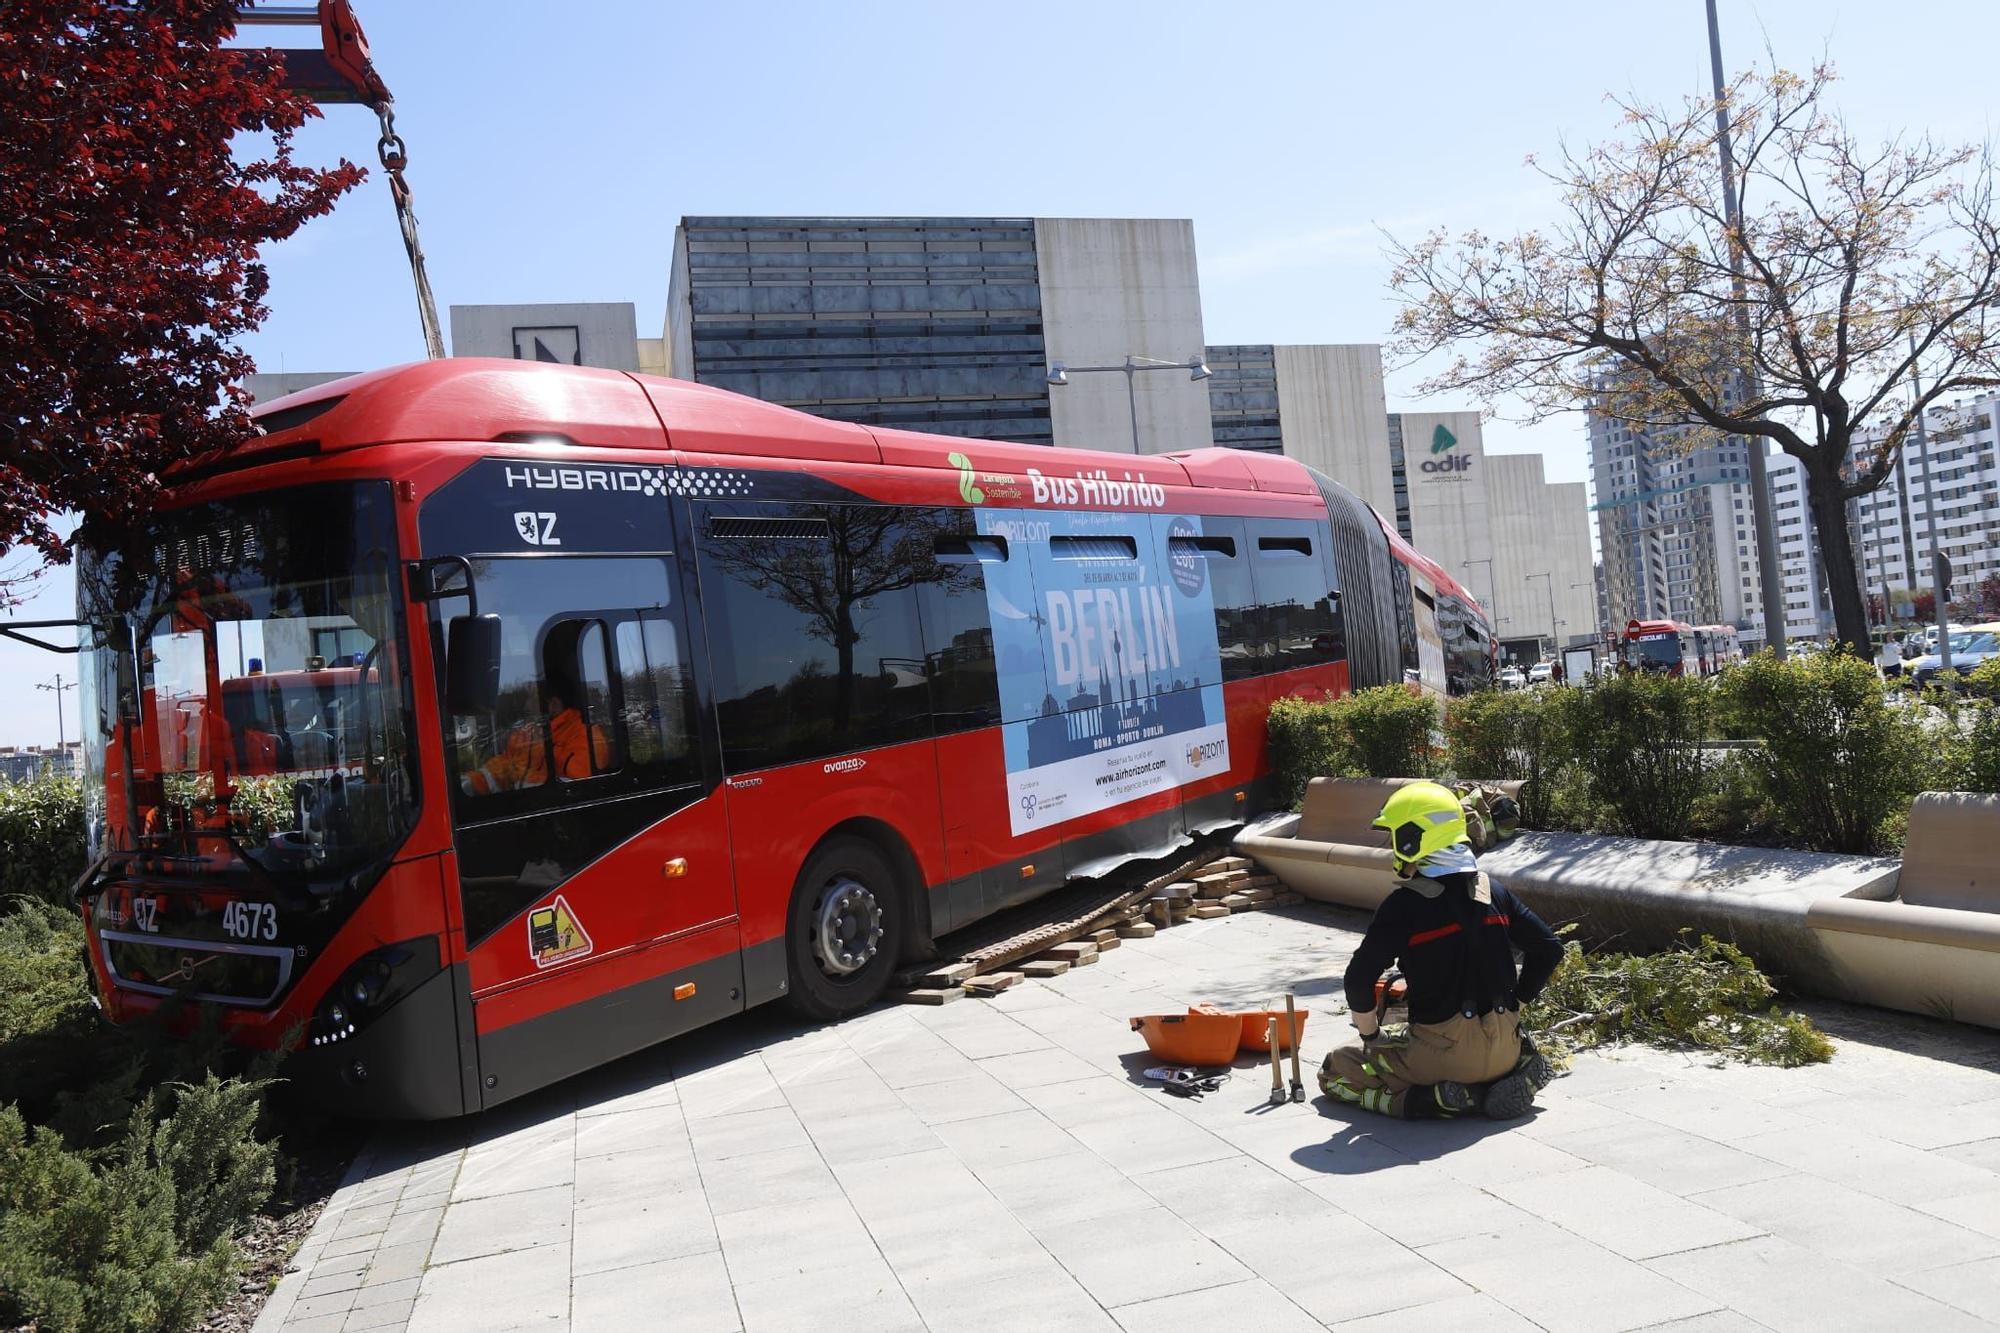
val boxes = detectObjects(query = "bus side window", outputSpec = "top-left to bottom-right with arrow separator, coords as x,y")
1248,523 -> 1340,672
614,616 -> 698,784
564,620 -> 621,781
1192,518 -> 1260,681
921,526 -> 1004,734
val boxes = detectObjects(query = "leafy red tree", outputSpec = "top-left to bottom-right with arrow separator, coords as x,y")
0,0 -> 363,594
1913,590 -> 1937,624
1973,572 -> 2000,620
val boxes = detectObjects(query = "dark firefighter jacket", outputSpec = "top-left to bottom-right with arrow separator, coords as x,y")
1342,872 -> 1564,1026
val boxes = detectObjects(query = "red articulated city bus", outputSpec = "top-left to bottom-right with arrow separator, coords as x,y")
1621,618 -> 1701,676
1693,624 -> 1742,675
1375,517 -> 1496,697
55,359 -> 1488,1118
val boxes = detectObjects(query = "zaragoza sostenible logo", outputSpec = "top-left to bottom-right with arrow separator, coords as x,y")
1431,423 -> 1459,455
947,451 -> 986,504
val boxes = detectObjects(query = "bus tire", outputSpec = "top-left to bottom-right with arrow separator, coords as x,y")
784,836 -> 902,1021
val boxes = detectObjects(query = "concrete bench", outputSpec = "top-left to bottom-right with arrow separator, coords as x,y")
1807,793 -> 2000,1027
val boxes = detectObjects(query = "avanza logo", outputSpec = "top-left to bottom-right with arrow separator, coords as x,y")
822,757 -> 867,775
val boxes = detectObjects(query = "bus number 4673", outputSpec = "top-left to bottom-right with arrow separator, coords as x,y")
223,901 -> 279,942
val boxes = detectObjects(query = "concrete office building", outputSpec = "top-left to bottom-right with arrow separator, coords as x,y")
1766,453 -> 1837,641
1587,384 -> 1772,643
1205,344 -> 1397,519
243,370 -> 357,405
661,216 -> 1212,454
1390,411 -> 1595,658
1851,391 -> 2000,613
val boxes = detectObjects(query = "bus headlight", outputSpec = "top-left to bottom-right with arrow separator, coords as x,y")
309,937 -> 440,1047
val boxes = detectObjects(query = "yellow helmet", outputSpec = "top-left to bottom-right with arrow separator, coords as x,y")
1374,781 -> 1469,877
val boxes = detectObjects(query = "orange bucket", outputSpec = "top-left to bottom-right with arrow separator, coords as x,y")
1237,1008 -> 1308,1054
1129,1008 -> 1242,1066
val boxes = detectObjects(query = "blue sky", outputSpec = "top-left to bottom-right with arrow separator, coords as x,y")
4,0 -> 1996,745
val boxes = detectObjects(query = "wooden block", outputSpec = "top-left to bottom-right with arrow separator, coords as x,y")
1117,922 -> 1157,939
1192,904 -> 1231,919
1220,893 -> 1252,909
1069,950 -> 1100,967
1045,941 -> 1098,962
1192,871 -> 1237,886
1243,874 -> 1282,889
1091,928 -> 1120,945
1159,881 -> 1198,897
1242,888 -> 1276,903
1020,959 -> 1071,978
1092,935 -> 1121,952
898,987 -> 964,1005
1209,856 -> 1253,873
964,971 -> 1022,996
1195,882 -> 1233,900
918,961 -> 977,988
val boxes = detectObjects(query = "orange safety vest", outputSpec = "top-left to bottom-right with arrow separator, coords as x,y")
465,708 -> 610,795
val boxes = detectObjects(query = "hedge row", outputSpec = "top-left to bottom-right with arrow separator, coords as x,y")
1271,651 -> 2000,855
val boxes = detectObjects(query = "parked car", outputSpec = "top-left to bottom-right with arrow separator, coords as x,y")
1907,626 -> 2000,688
1528,661 -> 1555,684
1498,666 -> 1527,689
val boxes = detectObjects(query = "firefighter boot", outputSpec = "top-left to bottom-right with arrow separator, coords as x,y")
1403,1081 -> 1481,1119
1482,1032 -> 1554,1120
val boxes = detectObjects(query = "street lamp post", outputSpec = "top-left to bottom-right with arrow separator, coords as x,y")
1526,573 -> 1559,659
1045,354 -> 1212,454
1462,557 -> 1501,634
36,672 -> 76,751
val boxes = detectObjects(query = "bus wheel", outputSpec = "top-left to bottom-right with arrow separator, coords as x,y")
785,837 -> 900,1021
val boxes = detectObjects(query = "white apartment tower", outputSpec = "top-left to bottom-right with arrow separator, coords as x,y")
1849,392 -> 2000,612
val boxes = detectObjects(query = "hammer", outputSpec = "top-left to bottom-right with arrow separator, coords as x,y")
1286,993 -> 1305,1103
1267,1017 -> 1286,1106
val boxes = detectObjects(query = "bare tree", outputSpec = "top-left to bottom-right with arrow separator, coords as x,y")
1390,65 -> 2000,652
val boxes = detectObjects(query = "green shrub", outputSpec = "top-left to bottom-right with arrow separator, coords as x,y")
1335,684 -> 1439,779
0,899 -> 93,1050
1267,695 -> 1351,809
0,1076 -> 274,1333
1568,672 -> 1714,840
1717,650 -> 1929,853
1965,656 -> 2000,704
1444,687 -> 1578,828
1526,931 -> 1834,1067
1960,703 -> 2000,793
0,774 -> 86,911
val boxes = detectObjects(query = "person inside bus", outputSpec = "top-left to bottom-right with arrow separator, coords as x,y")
460,668 -> 612,797
1319,781 -> 1564,1120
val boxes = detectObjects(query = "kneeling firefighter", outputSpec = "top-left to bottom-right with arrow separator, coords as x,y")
1320,781 -> 1563,1120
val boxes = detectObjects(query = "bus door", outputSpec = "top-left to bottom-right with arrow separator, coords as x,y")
419,467 -> 741,1106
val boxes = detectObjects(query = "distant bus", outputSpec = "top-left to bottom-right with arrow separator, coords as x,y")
1621,618 -> 1701,676
1692,624 -> 1742,675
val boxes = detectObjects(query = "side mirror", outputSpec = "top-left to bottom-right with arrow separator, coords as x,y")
445,615 -> 502,715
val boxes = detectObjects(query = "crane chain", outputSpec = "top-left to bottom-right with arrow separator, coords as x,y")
374,103 -> 445,360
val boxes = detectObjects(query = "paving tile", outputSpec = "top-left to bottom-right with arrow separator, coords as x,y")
1304,1167 -> 1539,1249
279,1316 -> 348,1333
1131,1155 -> 1339,1240
833,1147 -> 994,1237
892,1070 -> 1032,1125
685,1105 -> 812,1163
1321,1292 -> 1544,1331
776,1071 -> 903,1125
697,1143 -> 843,1217
288,1291 -> 359,1322
342,1299 -> 417,1332
1893,1254 -> 2000,1322
975,1147 -> 1157,1232
1419,1219 -> 1718,1332
899,1263 -> 1117,1331
377,1206 -> 444,1252
573,1101 -> 687,1160
1111,1276 -> 1320,1331
975,1046 -> 1102,1088
930,1107 -> 1079,1172
801,1103 -> 943,1166
1034,1203 -> 1250,1307
1490,1165 -> 1764,1260
426,1184 -> 572,1267
572,1250 -> 741,1332
357,1240 -> 432,1287
1939,1135 -> 2000,1176
1647,1234 -> 1989,1333
673,1058 -> 788,1121
1222,1211 -> 1472,1326
712,1195 -> 880,1286
1735,1122 -> 2000,1207
922,1011 -> 1055,1060
1012,1074 -> 1153,1128
731,1257 -> 923,1333
406,1242 -> 569,1332
572,1140 -> 700,1208
1913,1186 -> 2000,1241
349,1276 -> 423,1311
450,1122 -> 574,1202
1543,1118 -> 1794,1196
1758,1088 -> 2000,1151
1692,1172 -> 2000,1274
1065,1107 -> 1238,1175
572,1183 -> 720,1276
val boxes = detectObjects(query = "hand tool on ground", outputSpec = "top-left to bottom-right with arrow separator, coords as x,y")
1267,1017 -> 1286,1105
1286,993 -> 1305,1102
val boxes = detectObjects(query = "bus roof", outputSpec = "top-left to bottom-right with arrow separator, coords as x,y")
1625,618 -> 1694,635
1372,510 -> 1484,614
230,359 -> 1319,499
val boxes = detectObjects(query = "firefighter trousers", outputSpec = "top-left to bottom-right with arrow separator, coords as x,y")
1319,1010 -> 1521,1118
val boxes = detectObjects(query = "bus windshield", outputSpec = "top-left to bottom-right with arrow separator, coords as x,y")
1624,632 -> 1685,671
74,482 -> 418,885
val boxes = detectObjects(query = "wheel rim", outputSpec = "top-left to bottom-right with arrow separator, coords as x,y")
811,875 -> 883,977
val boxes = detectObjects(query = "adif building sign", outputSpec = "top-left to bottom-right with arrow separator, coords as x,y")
1420,422 -> 1472,476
